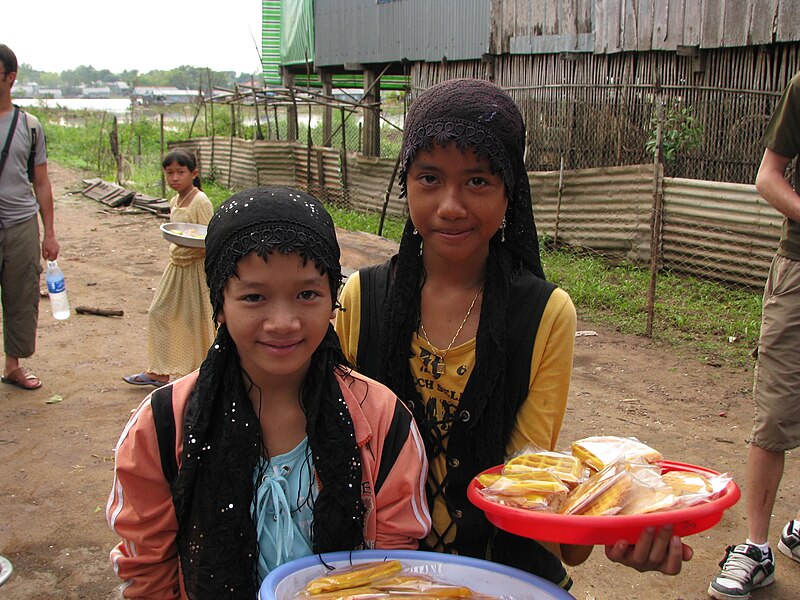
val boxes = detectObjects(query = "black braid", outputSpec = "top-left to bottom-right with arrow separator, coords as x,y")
303,326 -> 365,553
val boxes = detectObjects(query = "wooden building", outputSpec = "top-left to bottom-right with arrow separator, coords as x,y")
268,0 -> 800,182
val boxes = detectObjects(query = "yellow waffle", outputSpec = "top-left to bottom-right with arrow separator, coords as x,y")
483,470 -> 569,496
504,451 -> 585,485
662,470 -> 713,496
571,436 -> 662,471
617,463 -> 677,515
294,587 -> 385,599
477,473 -> 502,487
560,466 -> 633,516
304,560 -> 402,594
490,491 -> 554,510
375,578 -> 475,597
372,574 -> 432,588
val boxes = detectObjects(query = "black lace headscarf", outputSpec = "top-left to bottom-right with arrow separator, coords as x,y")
381,78 -> 546,471
171,187 -> 365,598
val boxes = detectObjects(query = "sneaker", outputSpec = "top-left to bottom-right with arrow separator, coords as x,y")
778,520 -> 800,563
708,544 -> 775,600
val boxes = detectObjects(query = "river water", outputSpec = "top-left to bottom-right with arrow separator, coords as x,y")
13,97 -> 133,114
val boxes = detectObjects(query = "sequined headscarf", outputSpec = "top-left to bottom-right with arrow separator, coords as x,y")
399,77 -> 544,278
172,187 -> 365,598
381,78 -> 546,479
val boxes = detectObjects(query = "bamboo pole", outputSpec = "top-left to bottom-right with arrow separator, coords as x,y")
252,88 -> 263,140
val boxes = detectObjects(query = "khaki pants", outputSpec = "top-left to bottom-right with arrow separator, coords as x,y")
750,254 -> 800,451
0,216 -> 41,358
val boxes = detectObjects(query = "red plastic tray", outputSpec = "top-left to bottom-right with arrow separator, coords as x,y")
467,460 -> 740,545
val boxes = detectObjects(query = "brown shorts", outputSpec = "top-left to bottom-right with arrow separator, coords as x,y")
749,255 -> 800,451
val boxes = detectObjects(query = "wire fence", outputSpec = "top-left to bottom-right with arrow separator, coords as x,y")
510,83 -> 779,185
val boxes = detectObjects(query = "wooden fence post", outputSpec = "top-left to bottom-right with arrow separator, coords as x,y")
362,69 -> 380,157
321,70 -> 333,147
160,113 -> 165,199
553,156 -> 565,246
646,78 -> 665,338
340,107 -> 349,191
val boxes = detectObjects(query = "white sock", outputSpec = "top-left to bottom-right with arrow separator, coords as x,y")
746,539 -> 771,557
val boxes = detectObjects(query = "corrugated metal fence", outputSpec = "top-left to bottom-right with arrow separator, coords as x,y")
531,164 -> 781,288
170,137 -> 780,289
169,137 -> 403,214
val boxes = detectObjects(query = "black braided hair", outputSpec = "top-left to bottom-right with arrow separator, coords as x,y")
379,78 -> 545,468
172,187 -> 365,597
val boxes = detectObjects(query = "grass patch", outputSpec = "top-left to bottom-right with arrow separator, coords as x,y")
543,247 -> 762,368
325,204 -> 406,242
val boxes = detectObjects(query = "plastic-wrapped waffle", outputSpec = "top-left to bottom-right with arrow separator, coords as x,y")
618,463 -> 676,515
485,490 -> 553,510
559,463 -> 634,516
303,560 -> 402,595
662,469 -> 731,509
570,436 -> 662,471
374,574 -> 475,596
478,469 -> 567,511
294,563 -> 503,599
482,470 -> 569,496
662,470 -> 713,496
294,587 -> 384,599
504,450 -> 587,486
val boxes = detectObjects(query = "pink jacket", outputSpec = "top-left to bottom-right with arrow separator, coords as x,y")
107,369 -> 431,599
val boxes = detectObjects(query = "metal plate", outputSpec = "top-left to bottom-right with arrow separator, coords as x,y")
160,223 -> 207,248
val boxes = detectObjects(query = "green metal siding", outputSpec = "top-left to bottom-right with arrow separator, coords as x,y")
261,0 -> 409,91
281,0 -> 315,66
262,0 -> 282,86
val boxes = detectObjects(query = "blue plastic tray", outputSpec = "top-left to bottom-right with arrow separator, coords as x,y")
259,549 -> 574,599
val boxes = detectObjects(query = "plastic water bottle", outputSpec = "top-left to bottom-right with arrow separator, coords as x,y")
45,260 -> 70,320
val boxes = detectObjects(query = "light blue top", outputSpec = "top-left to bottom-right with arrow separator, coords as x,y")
251,438 -> 317,581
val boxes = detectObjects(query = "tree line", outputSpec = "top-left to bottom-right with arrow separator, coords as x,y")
16,63 -> 255,93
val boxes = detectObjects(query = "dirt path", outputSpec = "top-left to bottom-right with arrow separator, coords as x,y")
0,162 -> 796,599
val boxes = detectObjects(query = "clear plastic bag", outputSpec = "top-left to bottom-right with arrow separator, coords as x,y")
570,435 -> 662,471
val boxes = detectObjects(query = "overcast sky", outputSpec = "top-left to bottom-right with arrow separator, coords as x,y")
3,1 -> 264,75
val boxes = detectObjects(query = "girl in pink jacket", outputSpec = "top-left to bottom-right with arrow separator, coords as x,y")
107,187 -> 431,599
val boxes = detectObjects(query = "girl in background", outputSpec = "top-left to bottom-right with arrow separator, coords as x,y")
124,149 -> 215,387
336,78 -> 691,589
108,187 -> 430,598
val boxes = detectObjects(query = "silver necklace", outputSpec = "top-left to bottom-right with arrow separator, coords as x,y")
419,284 -> 484,376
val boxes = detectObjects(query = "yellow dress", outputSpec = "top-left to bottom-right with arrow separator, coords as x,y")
146,192 -> 216,377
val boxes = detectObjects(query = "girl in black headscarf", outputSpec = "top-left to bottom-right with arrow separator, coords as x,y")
335,79 -> 691,588
107,187 -> 430,599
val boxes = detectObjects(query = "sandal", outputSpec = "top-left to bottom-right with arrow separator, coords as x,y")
1,367 -> 42,390
123,372 -> 167,388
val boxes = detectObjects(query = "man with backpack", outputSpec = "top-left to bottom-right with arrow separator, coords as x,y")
0,44 -> 60,391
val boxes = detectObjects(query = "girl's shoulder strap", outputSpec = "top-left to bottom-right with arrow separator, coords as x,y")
355,256 -> 396,379
506,268 -> 557,409
150,384 -> 178,485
